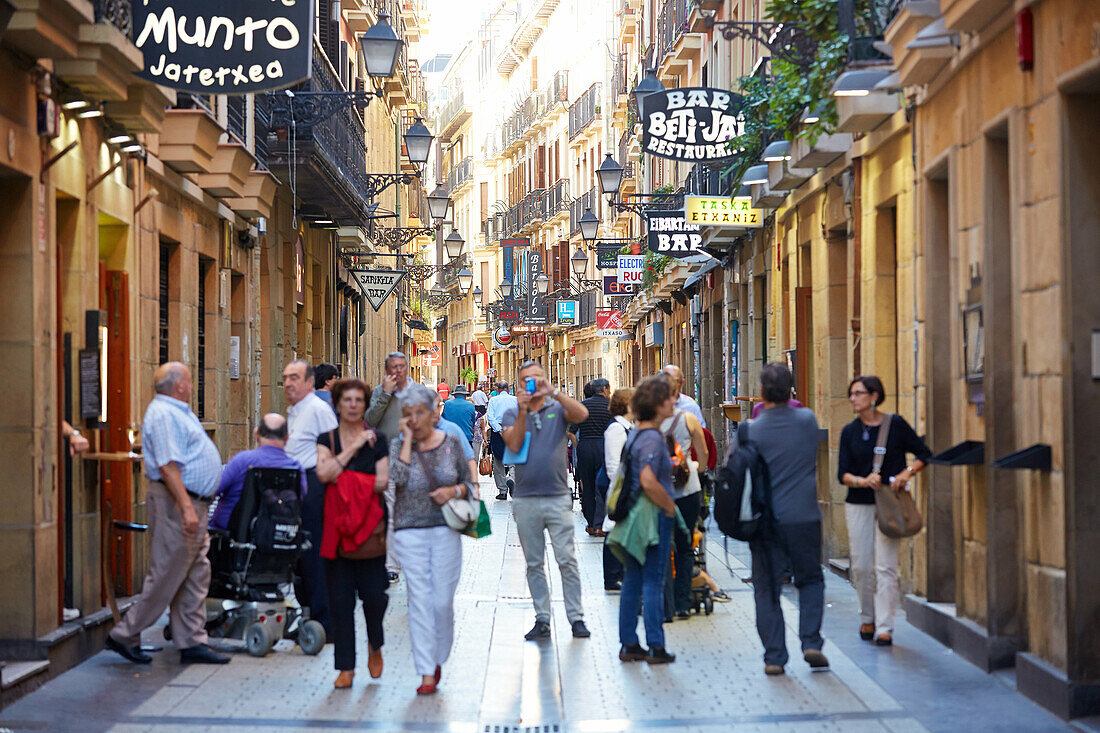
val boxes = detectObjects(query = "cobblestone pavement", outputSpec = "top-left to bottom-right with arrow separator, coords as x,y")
0,477 -> 1071,733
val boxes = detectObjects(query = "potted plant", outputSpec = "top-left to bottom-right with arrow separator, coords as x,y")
459,366 -> 479,390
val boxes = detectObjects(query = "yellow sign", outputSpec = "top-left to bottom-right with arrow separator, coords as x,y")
684,196 -> 763,228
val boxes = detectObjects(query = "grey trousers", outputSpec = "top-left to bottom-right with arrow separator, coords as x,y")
491,455 -> 511,496
512,494 -> 584,624
110,481 -> 211,650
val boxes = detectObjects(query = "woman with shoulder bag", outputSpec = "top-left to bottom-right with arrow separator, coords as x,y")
316,379 -> 389,689
839,375 -> 932,647
388,384 -> 477,695
599,388 -> 635,592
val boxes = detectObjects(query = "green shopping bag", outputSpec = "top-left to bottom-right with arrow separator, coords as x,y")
462,499 -> 492,539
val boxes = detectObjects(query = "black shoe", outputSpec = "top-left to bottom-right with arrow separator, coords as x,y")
106,635 -> 152,664
619,643 -> 648,662
506,478 -> 514,497
675,611 -> 692,620
524,621 -> 551,641
604,581 -> 622,593
571,620 -> 591,638
388,571 -> 400,583
496,491 -> 508,500
179,643 -> 230,664
646,646 -> 676,664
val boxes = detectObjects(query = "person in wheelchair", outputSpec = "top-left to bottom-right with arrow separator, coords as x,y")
211,414 -> 306,531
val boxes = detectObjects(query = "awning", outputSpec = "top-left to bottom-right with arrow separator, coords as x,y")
683,259 -> 720,292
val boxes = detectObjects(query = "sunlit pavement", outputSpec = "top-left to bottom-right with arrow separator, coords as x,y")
0,476 -> 1072,733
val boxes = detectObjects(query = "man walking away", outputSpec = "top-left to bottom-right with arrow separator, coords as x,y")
740,362 -> 828,675
436,378 -> 451,401
486,381 -> 517,501
441,385 -> 477,447
575,378 -> 612,535
366,352 -> 414,581
314,363 -> 340,409
502,361 -> 591,641
662,364 -> 706,428
470,381 -> 490,416
106,362 -> 227,665
285,359 -> 340,634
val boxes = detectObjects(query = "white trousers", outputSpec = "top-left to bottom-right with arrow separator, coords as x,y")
393,525 -> 463,676
845,503 -> 900,636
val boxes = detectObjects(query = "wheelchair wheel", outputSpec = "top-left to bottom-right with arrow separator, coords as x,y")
704,595 -> 714,615
245,622 -> 273,657
298,620 -> 326,656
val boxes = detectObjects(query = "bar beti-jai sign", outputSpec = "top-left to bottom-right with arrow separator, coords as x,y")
685,196 -> 764,228
133,1 -> 312,94
642,88 -> 744,163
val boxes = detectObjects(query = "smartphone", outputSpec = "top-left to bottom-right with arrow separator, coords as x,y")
525,377 -> 537,394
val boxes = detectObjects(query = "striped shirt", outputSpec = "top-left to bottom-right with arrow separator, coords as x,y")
576,394 -> 612,440
141,394 -> 223,497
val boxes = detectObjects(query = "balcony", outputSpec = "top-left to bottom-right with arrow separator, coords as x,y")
685,163 -> 733,197
568,83 -> 601,141
446,156 -> 474,193
569,187 -> 599,236
886,2 -> 957,87
263,48 -> 379,224
158,107 -> 222,174
656,0 -> 702,80
434,87 -> 472,141
443,253 -> 471,290
501,103 -> 532,154
542,178 -> 570,223
517,189 -> 544,232
619,0 -> 641,46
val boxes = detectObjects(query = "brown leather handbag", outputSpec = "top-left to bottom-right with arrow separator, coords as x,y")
871,415 -> 924,538
478,444 -> 493,476
327,429 -> 387,559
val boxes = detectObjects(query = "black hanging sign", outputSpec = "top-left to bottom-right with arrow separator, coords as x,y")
645,211 -> 705,258
132,1 -> 313,94
525,250 -> 549,325
642,87 -> 744,163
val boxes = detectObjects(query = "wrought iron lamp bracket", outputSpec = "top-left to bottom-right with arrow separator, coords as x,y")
266,89 -> 384,129
371,226 -> 437,251
703,17 -> 817,69
405,263 -> 452,283
606,191 -> 686,217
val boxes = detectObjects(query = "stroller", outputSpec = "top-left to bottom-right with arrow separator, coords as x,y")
165,467 -> 325,657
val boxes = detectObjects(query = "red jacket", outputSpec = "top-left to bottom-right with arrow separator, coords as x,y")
321,470 -> 383,560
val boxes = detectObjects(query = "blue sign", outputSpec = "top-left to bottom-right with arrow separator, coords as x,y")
557,300 -> 578,325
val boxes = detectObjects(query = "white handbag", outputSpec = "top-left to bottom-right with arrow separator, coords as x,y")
413,448 -> 477,532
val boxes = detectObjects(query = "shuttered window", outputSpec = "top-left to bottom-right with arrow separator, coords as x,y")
159,244 -> 170,366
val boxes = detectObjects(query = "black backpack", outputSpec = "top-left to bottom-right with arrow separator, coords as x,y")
714,422 -> 774,541
249,470 -> 303,554
606,427 -> 651,522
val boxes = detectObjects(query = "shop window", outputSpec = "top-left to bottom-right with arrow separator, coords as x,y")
159,242 -> 177,366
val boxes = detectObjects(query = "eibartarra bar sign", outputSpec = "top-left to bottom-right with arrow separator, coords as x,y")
642,88 -> 744,163
133,1 -> 312,94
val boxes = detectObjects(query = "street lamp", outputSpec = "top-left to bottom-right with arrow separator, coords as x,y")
444,230 -> 465,260
632,68 -> 665,116
571,248 -> 589,277
597,153 -> 624,197
578,207 -> 599,242
403,117 -> 434,165
430,284 -> 445,298
360,12 -> 403,78
472,286 -> 483,307
458,267 -> 474,293
500,278 -> 513,300
535,273 -> 551,295
742,164 -> 770,185
427,184 -> 451,221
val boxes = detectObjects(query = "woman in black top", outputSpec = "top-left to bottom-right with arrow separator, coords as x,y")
316,379 -> 389,689
838,375 -> 931,647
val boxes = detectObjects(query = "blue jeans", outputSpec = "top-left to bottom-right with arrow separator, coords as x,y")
619,513 -> 673,649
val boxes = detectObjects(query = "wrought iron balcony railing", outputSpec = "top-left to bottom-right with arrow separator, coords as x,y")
568,83 -> 601,140
446,156 -> 473,192
93,0 -> 132,36
569,187 -> 599,235
656,0 -> 691,59
685,163 -> 733,197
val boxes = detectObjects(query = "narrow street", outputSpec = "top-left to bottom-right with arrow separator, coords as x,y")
0,478 -> 1068,733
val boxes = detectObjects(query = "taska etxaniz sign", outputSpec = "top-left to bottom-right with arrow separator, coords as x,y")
646,210 -> 704,258
133,1 -> 312,94
642,88 -> 744,163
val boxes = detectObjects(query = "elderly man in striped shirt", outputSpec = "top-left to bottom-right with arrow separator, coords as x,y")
106,362 -> 228,665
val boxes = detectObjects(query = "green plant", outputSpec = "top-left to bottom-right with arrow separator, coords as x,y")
459,366 -> 479,387
641,250 -> 674,291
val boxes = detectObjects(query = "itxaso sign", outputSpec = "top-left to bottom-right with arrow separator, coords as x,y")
646,211 -> 703,258
596,310 -> 626,339
642,88 -> 744,163
133,1 -> 312,94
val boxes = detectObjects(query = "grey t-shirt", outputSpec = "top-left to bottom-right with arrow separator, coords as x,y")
501,398 -> 569,496
735,404 -> 822,524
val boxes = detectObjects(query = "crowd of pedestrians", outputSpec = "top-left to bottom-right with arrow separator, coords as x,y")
103,350 -> 933,689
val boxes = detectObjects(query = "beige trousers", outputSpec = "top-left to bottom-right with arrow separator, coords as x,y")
110,481 -> 211,650
845,502 -> 900,637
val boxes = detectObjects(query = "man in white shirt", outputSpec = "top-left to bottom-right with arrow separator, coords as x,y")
470,381 -> 490,413
284,359 -> 339,635
662,364 -> 706,429
486,381 -> 519,500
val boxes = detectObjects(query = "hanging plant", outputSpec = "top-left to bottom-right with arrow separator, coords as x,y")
641,250 -> 674,292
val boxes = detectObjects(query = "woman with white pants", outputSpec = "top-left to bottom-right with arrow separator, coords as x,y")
839,375 -> 932,646
389,384 -> 477,695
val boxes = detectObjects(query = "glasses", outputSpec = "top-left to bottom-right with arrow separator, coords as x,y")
849,390 -> 869,397
530,412 -> 543,431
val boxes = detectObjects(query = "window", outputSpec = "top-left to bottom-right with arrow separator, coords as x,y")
159,243 -> 172,366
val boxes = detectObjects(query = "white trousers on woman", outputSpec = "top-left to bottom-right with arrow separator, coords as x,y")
393,525 -> 463,676
845,503 -> 900,637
